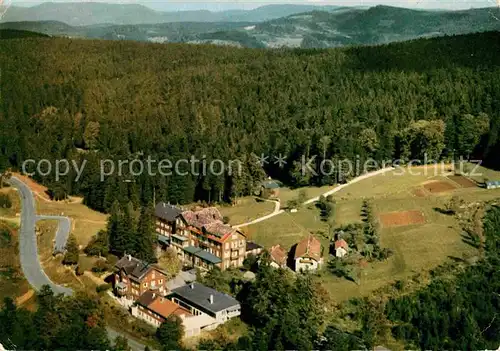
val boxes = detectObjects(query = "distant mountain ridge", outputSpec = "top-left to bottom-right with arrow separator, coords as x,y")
1,4 -> 498,49
1,2 -> 342,26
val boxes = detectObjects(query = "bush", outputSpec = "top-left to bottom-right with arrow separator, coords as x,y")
75,265 -> 84,276
0,193 -> 12,208
92,260 -> 111,273
96,283 -> 112,293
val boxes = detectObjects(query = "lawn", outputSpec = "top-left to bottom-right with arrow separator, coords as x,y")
36,198 -> 108,247
218,197 -> 274,225
278,185 -> 333,205
245,165 -> 500,303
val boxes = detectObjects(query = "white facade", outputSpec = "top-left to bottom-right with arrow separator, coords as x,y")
336,247 -> 348,258
294,257 -> 321,272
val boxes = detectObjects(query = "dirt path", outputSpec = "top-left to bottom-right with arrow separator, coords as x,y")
233,167 -> 395,228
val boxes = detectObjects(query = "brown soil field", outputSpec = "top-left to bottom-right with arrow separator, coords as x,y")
413,188 -> 427,197
423,180 -> 457,193
379,210 -> 426,228
448,175 -> 477,188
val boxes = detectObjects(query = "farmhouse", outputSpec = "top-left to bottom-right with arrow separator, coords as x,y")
334,239 -> 349,258
154,203 -> 247,270
260,179 -> 280,199
269,244 -> 288,268
294,235 -> 323,272
114,254 -> 168,303
168,282 -> 241,332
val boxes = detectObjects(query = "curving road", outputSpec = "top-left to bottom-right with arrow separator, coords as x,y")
37,215 -> 71,253
8,176 -> 73,296
7,176 -> 147,350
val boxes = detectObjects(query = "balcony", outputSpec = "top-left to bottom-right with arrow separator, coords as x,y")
116,282 -> 127,296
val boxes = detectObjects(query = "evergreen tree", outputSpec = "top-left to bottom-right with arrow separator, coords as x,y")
135,206 -> 156,263
63,234 -> 79,265
156,316 -> 184,351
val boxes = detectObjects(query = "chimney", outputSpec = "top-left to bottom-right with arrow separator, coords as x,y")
190,283 -> 194,289
128,254 -> 131,261
209,294 -> 214,304
152,292 -> 156,298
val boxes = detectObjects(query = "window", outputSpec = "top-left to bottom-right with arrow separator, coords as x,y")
143,283 -> 147,287
159,279 -> 163,284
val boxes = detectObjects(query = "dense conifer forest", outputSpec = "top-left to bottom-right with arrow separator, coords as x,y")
1,31 -> 499,210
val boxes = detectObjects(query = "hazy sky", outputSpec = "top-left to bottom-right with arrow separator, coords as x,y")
10,0 -> 499,11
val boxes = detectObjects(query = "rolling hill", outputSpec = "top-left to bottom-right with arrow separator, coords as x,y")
0,3 -> 342,26
1,5 -> 498,48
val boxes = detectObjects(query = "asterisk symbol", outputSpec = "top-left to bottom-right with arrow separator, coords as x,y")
274,153 -> 287,168
254,153 -> 269,167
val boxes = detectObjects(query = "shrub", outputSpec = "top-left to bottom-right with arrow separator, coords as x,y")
75,265 -> 84,276
92,260 -> 111,273
96,283 -> 112,293
0,193 -> 12,208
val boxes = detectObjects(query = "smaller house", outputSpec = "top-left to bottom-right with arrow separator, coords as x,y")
246,241 -> 264,257
486,180 -> 500,190
334,239 -> 349,258
114,254 -> 168,303
168,282 -> 241,327
260,180 -> 280,199
132,290 -> 191,328
269,244 -> 288,269
294,235 -> 323,272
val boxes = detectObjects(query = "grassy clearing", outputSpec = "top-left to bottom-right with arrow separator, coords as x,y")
278,185 -> 333,205
218,197 -> 274,225
0,220 -> 30,302
36,220 -> 100,292
36,199 -> 107,247
246,166 -> 500,303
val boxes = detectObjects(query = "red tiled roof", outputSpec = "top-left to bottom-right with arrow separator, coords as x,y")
181,207 -> 223,228
143,293 -> 191,319
335,239 -> 349,250
294,235 -> 322,261
181,207 -> 239,241
269,245 -> 287,266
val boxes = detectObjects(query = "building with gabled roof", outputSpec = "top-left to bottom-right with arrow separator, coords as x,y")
334,239 -> 349,258
114,254 -> 168,302
132,290 -> 191,327
294,235 -> 323,272
269,244 -> 288,268
154,203 -> 247,271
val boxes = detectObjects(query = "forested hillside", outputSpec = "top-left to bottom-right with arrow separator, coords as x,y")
1,32 -> 500,211
2,6 -> 498,48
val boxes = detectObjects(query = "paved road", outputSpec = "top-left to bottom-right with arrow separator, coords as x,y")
7,176 -> 147,351
37,215 -> 71,253
233,167 -> 396,228
7,176 -> 73,296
